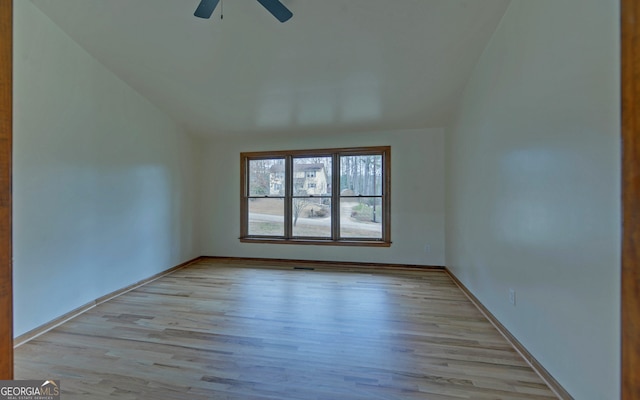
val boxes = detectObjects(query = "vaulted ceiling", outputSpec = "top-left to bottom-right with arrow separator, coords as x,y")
31,0 -> 510,137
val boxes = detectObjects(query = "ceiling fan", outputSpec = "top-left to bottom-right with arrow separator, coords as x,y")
194,0 -> 293,22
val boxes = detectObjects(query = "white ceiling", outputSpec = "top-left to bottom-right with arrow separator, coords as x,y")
31,0 -> 510,137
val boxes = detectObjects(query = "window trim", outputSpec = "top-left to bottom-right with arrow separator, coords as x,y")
240,146 -> 391,247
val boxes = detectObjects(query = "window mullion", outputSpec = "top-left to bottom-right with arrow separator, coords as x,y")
284,155 -> 293,239
331,153 -> 340,241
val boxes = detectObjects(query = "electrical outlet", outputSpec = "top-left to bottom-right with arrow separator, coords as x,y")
509,289 -> 516,306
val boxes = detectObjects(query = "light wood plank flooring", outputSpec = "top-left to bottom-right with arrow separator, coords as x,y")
14,259 -> 558,399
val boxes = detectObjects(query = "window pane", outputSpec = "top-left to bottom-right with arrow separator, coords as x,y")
248,198 -> 284,236
249,158 -> 285,196
340,197 -> 382,239
293,156 -> 332,196
292,198 -> 331,238
339,155 -> 383,196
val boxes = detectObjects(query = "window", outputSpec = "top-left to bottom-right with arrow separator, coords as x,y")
240,147 -> 390,246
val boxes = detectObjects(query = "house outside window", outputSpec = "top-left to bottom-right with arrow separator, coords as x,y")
240,146 -> 390,246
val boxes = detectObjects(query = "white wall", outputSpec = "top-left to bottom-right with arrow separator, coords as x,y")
200,129 -> 445,266
445,1 -> 620,399
13,1 -> 201,337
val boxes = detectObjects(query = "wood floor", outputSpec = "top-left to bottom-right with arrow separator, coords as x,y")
14,259 -> 558,399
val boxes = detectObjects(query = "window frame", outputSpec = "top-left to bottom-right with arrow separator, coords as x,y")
240,146 -> 391,247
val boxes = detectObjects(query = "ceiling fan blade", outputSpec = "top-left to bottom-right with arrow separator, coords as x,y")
256,0 -> 293,22
194,0 -> 220,19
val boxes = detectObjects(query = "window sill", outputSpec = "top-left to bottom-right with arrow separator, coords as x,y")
239,237 -> 391,247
